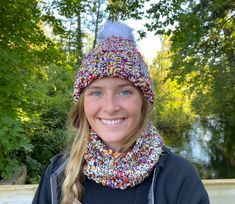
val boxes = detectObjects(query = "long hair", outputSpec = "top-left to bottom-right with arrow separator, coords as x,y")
61,92 -> 152,203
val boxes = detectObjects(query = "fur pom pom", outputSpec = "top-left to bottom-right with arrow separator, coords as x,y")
98,21 -> 135,43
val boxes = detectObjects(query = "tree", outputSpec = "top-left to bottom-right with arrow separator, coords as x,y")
107,0 -> 146,21
146,0 -> 235,177
150,36 -> 194,133
41,0 -> 86,65
83,0 -> 108,48
0,0 -> 73,180
42,0 -> 108,65
0,0 -> 52,178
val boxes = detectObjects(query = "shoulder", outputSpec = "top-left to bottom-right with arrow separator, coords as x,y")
32,154 -> 66,204
49,154 -> 66,173
160,147 -> 198,176
157,146 -> 206,190
39,153 -> 67,182
154,147 -> 209,203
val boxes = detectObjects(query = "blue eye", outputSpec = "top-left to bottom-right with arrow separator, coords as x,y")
91,91 -> 102,96
120,90 -> 131,96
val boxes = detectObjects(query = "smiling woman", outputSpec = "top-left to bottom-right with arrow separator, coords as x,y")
32,21 -> 209,204
84,78 -> 143,151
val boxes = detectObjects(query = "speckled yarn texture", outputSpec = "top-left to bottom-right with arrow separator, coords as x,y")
73,36 -> 155,104
83,124 -> 163,189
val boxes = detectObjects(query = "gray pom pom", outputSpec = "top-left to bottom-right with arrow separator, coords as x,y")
98,21 -> 135,43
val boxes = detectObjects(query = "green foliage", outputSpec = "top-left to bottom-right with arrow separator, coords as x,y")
42,0 -> 109,62
144,0 -> 235,176
0,0 -> 74,181
0,116 -> 32,178
144,0 -> 235,120
150,37 -> 195,130
107,0 -> 146,21
24,63 -> 74,183
0,0 -> 43,179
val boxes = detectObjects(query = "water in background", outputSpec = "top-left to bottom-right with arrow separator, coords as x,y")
160,118 -> 235,179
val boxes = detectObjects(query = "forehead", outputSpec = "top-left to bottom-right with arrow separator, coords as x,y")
88,77 -> 133,87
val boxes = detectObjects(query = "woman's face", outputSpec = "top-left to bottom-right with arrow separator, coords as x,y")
84,77 -> 143,151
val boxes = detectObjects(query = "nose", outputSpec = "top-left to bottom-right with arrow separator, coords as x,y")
103,94 -> 120,114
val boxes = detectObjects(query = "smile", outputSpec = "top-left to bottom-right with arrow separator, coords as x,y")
100,118 -> 124,125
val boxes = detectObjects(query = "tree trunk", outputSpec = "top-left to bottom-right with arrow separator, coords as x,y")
76,3 -> 83,67
93,0 -> 101,48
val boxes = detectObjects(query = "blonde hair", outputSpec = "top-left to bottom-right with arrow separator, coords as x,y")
61,92 -> 152,204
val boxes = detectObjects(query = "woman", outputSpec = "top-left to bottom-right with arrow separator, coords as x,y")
33,21 -> 210,204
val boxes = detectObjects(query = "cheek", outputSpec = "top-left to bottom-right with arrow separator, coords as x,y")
124,98 -> 143,117
84,99 -> 96,119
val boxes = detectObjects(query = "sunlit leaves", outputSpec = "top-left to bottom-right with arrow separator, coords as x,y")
145,0 -> 235,121
0,0 -> 73,180
145,0 -> 235,174
150,36 -> 194,129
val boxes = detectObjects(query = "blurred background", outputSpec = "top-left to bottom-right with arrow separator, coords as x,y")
0,0 -> 234,184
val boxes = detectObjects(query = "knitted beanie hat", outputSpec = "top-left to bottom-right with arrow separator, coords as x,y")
73,21 -> 154,104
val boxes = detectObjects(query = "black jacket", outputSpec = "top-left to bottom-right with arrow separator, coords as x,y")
32,148 -> 210,204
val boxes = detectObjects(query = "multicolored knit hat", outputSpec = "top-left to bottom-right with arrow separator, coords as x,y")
73,21 -> 154,104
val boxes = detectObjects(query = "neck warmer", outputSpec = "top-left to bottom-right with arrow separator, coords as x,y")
83,124 -> 163,189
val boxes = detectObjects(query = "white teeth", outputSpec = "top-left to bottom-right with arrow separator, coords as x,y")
101,119 -> 123,125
